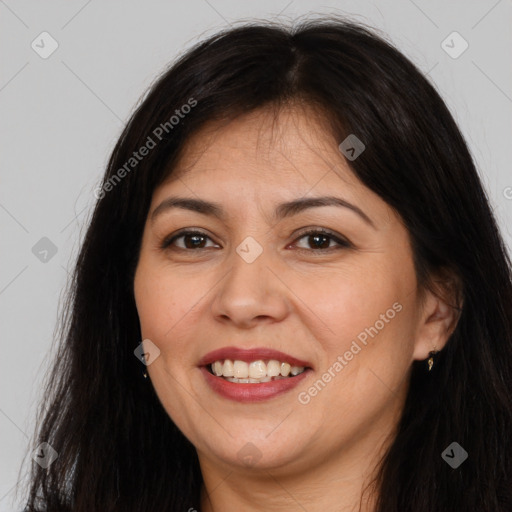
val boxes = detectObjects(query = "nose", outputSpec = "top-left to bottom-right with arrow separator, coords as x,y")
209,246 -> 291,329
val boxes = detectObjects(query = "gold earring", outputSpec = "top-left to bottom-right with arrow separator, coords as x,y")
427,348 -> 439,371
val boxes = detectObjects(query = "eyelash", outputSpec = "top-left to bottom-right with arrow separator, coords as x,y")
160,228 -> 352,254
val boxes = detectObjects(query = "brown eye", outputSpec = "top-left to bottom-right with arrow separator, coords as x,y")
161,230 -> 219,250
161,228 -> 350,253
303,233 -> 331,249
293,229 -> 351,252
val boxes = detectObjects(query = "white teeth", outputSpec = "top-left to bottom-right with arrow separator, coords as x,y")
266,360 -> 281,377
280,362 -> 291,376
249,360 -> 266,379
222,359 -> 234,377
209,358 -> 306,381
226,376 -> 287,383
213,361 -> 223,376
233,360 -> 249,379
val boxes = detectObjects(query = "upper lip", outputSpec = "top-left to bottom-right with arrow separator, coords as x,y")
198,346 -> 313,369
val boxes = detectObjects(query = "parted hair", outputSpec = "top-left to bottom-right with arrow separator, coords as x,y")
21,16 -> 512,511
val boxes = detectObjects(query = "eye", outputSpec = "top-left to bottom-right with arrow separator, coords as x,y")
161,230 -> 219,250
291,228 -> 351,252
161,228 -> 351,253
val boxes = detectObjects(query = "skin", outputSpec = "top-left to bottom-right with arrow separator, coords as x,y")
133,104 -> 459,512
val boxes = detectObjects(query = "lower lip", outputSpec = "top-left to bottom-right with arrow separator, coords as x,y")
200,366 -> 312,402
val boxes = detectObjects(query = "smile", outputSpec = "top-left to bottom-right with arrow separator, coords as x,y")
208,359 -> 306,382
198,346 -> 313,402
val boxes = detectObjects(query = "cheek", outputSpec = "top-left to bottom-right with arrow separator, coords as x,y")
134,264 -> 190,345
301,257 -> 416,378
134,269 -> 166,336
299,261 -> 403,335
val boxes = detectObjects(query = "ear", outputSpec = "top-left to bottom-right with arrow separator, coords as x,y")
412,268 -> 463,361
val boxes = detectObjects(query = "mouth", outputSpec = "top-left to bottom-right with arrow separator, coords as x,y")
198,346 -> 313,383
198,346 -> 313,401
204,359 -> 309,383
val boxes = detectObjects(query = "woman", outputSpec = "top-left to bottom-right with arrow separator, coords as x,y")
22,16 -> 512,512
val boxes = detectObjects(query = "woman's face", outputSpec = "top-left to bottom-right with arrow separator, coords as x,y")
134,106 -> 438,476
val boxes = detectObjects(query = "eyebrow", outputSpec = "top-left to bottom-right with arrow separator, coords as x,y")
151,195 -> 376,228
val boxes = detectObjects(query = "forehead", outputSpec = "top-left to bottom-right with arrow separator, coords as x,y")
163,105 -> 361,192
150,105 -> 394,229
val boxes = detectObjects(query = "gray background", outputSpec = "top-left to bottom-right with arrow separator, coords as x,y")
1,0 -> 511,509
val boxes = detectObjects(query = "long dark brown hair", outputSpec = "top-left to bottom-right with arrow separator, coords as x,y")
20,16 -> 512,511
